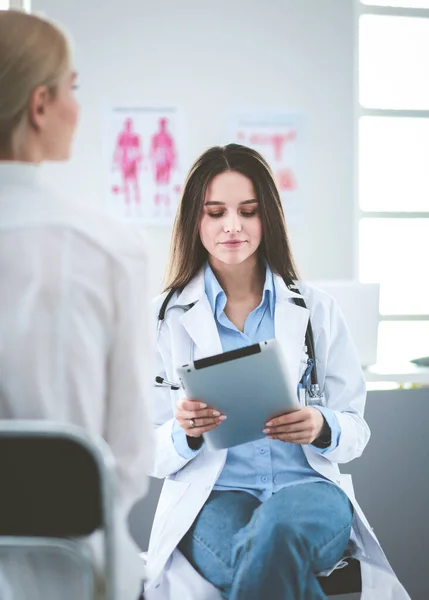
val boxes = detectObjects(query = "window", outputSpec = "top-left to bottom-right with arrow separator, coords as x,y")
0,1 -> 31,10
357,1 -> 429,364
360,15 -> 429,110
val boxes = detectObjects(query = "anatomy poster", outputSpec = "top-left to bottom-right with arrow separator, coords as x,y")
104,106 -> 186,226
228,111 -> 303,225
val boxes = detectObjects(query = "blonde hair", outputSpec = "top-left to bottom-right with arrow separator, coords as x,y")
0,10 -> 70,158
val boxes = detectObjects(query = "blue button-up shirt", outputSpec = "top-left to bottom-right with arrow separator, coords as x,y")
172,263 -> 341,501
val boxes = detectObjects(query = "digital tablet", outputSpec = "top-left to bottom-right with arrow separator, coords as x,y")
176,339 -> 300,451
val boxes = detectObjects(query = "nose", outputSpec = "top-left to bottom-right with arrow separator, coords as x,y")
223,212 -> 242,233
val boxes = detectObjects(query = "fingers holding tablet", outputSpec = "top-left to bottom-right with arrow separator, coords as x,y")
176,397 -> 227,437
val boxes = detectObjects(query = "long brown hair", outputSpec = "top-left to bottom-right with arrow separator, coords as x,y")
164,143 -> 299,291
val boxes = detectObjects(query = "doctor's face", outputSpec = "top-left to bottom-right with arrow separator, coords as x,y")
199,171 -> 263,268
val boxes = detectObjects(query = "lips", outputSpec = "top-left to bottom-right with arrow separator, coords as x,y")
220,240 -> 245,248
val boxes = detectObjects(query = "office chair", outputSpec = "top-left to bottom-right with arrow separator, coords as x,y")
0,420 -> 116,600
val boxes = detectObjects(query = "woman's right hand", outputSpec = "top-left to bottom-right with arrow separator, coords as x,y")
175,398 -> 227,438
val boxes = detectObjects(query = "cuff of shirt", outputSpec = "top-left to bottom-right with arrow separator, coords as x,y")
310,406 -> 341,454
171,418 -> 203,459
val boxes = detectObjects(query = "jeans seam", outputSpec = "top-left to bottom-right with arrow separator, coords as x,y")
314,521 -> 352,563
233,507 -> 260,600
191,531 -> 233,574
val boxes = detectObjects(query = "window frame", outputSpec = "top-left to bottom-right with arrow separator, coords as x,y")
4,0 -> 31,9
355,1 -> 429,364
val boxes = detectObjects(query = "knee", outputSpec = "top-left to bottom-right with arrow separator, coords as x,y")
251,514 -> 310,556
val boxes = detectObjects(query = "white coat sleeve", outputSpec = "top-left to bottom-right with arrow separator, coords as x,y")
105,248 -> 154,510
311,296 -> 371,464
147,318 -> 196,479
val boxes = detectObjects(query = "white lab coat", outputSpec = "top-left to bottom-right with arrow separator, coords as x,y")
145,270 -> 410,600
0,163 -> 153,600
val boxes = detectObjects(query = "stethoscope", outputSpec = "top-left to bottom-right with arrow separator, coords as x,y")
155,282 -> 323,403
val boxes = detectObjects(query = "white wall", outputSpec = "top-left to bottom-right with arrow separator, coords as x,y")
33,0 -> 355,298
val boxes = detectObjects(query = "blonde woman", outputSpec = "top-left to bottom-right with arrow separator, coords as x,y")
0,10 -> 151,600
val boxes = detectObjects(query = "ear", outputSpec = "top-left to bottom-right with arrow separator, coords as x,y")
28,86 -> 51,131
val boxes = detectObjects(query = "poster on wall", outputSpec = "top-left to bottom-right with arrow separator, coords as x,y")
227,111 -> 303,225
104,106 -> 186,226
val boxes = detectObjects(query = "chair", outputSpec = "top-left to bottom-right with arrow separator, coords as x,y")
318,558 -> 362,596
141,550 -> 361,598
0,420 -> 117,600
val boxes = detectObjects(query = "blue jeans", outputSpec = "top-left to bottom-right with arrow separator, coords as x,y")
178,481 -> 353,600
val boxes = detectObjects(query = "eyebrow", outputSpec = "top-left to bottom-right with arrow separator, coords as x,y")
204,199 -> 259,206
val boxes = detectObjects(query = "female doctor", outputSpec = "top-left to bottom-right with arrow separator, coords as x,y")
146,144 -> 410,600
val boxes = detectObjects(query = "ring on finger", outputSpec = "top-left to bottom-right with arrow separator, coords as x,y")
189,418 -> 196,429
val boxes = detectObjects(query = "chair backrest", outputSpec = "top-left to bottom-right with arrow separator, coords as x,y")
0,420 -> 115,537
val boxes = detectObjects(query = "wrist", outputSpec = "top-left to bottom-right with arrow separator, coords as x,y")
312,415 -> 331,448
186,435 -> 204,450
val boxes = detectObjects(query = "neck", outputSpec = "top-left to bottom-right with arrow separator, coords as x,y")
2,127 -> 45,164
12,144 -> 44,164
209,255 -> 265,301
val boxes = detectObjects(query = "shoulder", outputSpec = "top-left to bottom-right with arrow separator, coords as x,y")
152,268 -> 206,320
296,282 -> 351,344
296,281 -> 337,312
58,203 -> 146,263
37,186 -> 146,265
294,281 -> 341,333
1,184 -> 146,300
152,289 -> 180,324
153,290 -> 171,314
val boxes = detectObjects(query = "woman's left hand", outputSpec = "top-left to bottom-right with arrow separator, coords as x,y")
263,407 -> 326,444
